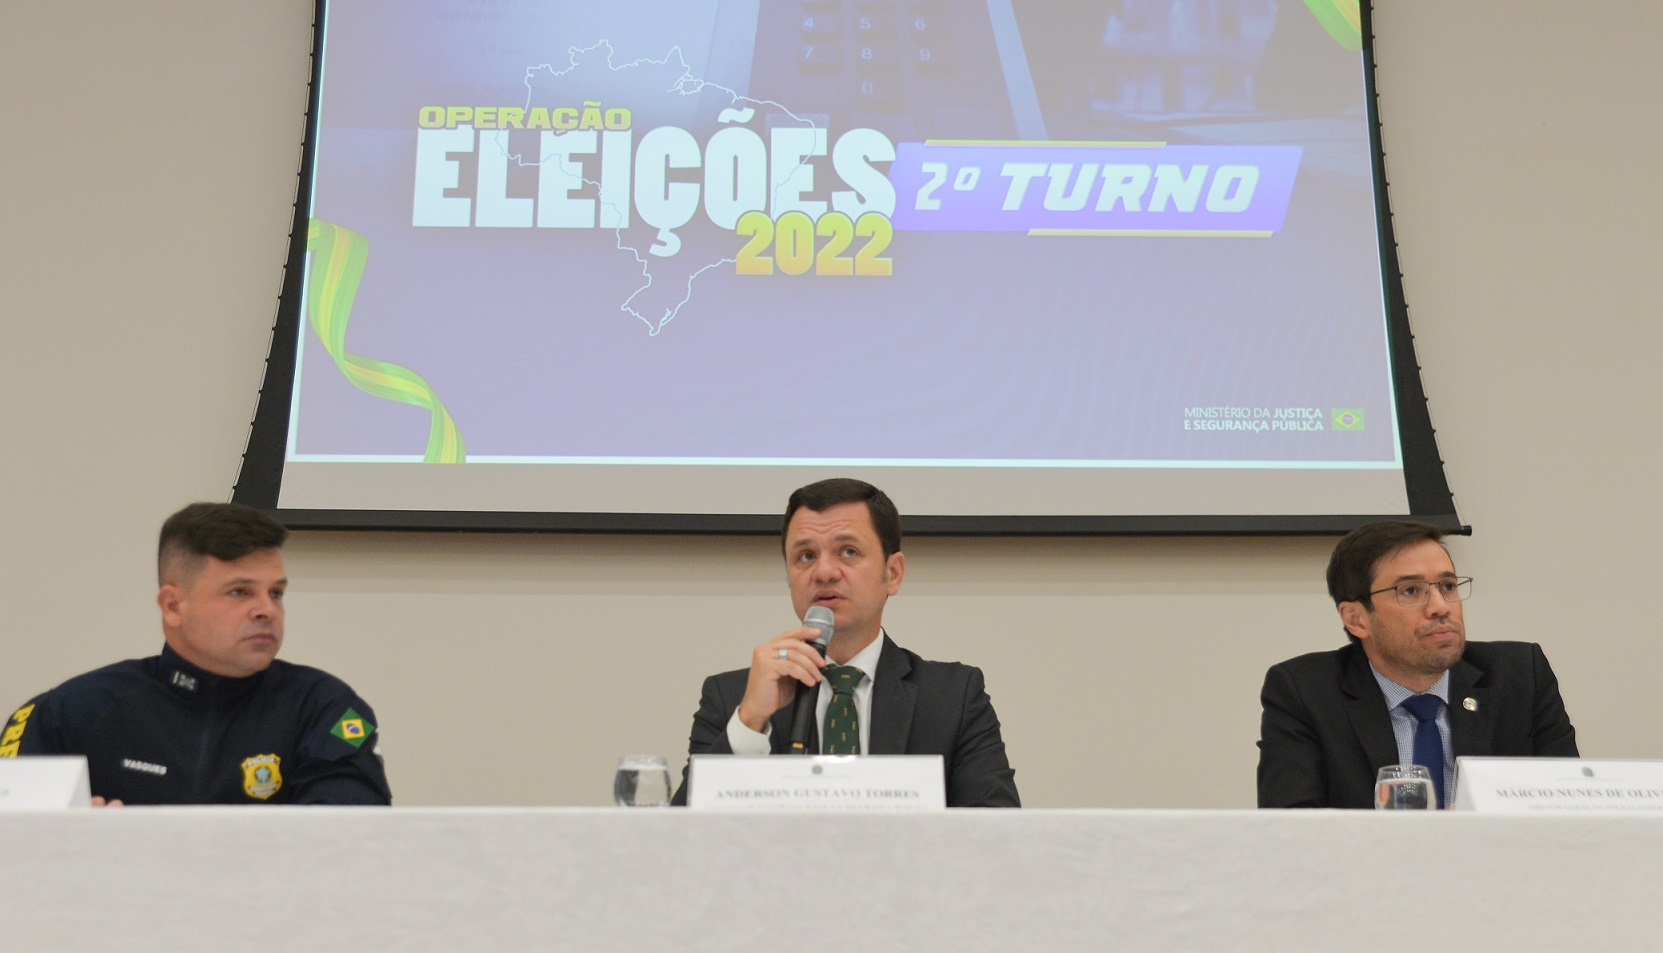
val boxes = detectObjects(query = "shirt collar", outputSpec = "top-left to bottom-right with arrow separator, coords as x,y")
834,629 -> 886,683
155,644 -> 265,703
1369,662 -> 1450,710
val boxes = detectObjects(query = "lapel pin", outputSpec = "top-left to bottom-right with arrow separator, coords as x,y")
1463,697 -> 1478,712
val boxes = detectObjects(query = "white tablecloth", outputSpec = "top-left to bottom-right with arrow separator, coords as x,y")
4,808 -> 1654,951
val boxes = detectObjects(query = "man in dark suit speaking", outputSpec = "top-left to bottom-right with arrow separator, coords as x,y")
671,478 -> 1019,807
1258,521 -> 1578,808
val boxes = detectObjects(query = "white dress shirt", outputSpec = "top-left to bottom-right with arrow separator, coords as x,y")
725,631 -> 885,755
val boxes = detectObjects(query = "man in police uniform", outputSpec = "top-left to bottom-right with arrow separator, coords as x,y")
0,502 -> 390,805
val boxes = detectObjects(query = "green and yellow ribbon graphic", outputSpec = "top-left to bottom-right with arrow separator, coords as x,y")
1302,0 -> 1362,52
306,219 -> 465,463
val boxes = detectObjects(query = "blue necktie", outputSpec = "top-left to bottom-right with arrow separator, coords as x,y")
1399,693 -> 1446,808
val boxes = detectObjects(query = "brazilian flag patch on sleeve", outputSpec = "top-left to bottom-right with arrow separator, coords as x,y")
330,708 -> 375,747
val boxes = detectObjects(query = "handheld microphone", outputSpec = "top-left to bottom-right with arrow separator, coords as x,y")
802,606 -> 834,655
788,606 -> 834,753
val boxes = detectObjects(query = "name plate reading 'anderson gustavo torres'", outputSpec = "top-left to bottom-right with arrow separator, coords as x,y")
1456,757 -> 1663,813
687,755 -> 946,811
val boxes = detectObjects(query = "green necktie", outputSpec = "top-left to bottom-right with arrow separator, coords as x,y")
821,665 -> 865,755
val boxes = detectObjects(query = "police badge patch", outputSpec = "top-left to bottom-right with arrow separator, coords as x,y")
241,754 -> 283,800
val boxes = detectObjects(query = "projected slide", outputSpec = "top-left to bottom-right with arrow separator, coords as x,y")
247,0 -> 1449,527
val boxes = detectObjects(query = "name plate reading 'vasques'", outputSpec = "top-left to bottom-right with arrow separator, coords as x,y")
688,755 -> 946,811
1456,757 -> 1663,813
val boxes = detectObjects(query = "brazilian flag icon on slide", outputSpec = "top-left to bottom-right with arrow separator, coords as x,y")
1332,409 -> 1365,431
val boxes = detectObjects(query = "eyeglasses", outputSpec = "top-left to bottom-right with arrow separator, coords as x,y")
1368,577 -> 1472,607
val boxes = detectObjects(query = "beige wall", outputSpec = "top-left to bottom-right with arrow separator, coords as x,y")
4,2 -> 1660,807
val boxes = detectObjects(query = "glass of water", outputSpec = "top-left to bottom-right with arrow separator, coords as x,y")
614,755 -> 672,807
1375,764 -> 1437,810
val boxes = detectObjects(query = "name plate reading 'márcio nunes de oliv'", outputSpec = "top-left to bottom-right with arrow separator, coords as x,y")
1456,758 -> 1663,813
688,755 -> 946,811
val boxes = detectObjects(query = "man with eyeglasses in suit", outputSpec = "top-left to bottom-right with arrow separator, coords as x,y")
1257,521 -> 1578,809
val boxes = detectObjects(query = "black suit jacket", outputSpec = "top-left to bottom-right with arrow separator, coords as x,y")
1257,640 -> 1578,808
671,635 -> 1019,807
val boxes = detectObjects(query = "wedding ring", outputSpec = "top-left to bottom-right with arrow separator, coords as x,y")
777,648 -> 790,660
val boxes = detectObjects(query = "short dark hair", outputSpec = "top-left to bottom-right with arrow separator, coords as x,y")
158,502 -> 289,585
1326,520 -> 1447,640
782,478 -> 901,559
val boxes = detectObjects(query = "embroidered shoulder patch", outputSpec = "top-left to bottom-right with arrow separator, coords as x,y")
0,703 -> 35,757
330,708 -> 375,748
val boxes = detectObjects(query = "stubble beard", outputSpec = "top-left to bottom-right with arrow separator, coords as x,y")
1404,620 -> 1465,677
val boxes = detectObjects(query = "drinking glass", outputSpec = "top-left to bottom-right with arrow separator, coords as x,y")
1375,764 -> 1436,810
614,755 -> 672,807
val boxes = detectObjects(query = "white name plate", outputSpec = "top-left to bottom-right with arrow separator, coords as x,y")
0,756 -> 92,810
688,755 -> 946,811
1456,757 -> 1663,813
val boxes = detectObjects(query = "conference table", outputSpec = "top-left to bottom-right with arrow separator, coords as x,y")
6,808 -> 1655,951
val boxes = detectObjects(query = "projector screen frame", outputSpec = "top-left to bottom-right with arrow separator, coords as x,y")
233,0 -> 1465,538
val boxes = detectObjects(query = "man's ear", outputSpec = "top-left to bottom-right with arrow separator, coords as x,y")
1337,600 -> 1371,641
157,584 -> 185,627
884,551 -> 906,595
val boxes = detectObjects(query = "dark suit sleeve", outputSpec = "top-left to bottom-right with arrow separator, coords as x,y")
1257,663 -> 1330,808
671,674 -> 740,806
945,667 -> 1019,808
1528,643 -> 1578,757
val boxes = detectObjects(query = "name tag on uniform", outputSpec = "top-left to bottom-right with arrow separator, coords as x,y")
1456,757 -> 1663,812
688,755 -> 946,811
0,756 -> 92,810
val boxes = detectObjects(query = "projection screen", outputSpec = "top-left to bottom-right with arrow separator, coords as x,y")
234,0 -> 1461,534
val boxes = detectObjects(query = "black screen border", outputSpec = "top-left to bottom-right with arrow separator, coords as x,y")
233,0 -> 1466,538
